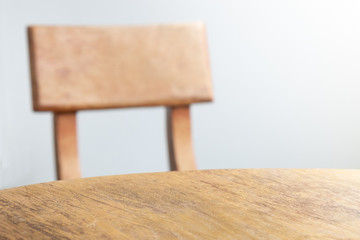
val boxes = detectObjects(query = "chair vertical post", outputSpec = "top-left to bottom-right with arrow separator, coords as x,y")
167,105 -> 197,171
54,112 -> 81,180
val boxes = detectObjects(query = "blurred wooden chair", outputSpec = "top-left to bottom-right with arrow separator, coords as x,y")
28,23 -> 213,180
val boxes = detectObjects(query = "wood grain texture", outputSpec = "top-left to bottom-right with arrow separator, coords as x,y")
1,169 -> 360,239
28,23 -> 213,111
167,105 -> 196,171
54,112 -> 81,180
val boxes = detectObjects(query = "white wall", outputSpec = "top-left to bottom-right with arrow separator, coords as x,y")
1,0 -> 360,189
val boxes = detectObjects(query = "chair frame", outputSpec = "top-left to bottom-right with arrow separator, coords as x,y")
28,23 -> 212,180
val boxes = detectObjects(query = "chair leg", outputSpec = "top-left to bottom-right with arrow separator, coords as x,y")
167,105 -> 197,171
54,112 -> 81,180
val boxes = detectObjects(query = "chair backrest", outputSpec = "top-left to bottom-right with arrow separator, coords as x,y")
28,23 -> 213,180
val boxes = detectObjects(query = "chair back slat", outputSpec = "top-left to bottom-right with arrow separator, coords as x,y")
28,23 -> 213,111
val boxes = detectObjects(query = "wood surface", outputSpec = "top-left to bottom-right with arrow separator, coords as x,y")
28,23 -> 213,111
54,112 -> 81,180
1,169 -> 360,239
167,105 -> 196,170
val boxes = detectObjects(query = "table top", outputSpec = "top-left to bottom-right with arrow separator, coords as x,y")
1,169 -> 360,239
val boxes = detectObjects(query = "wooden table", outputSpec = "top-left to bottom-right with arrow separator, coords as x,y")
1,169 -> 360,239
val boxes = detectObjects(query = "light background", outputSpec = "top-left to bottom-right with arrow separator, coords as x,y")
1,0 -> 360,189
